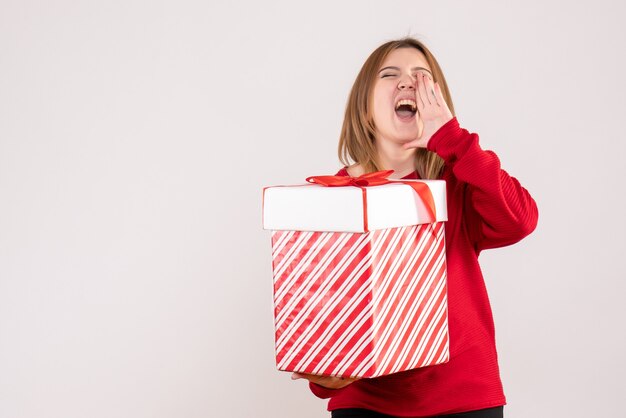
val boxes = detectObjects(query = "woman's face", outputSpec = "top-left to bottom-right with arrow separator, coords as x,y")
370,47 -> 433,146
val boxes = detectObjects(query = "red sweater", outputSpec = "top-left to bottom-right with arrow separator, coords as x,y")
308,117 -> 538,416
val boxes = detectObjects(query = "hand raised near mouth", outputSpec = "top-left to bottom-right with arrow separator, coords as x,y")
403,72 -> 453,150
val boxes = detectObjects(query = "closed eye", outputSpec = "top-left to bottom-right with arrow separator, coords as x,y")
381,73 -> 421,79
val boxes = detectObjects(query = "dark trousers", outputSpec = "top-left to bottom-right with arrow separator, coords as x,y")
331,406 -> 503,418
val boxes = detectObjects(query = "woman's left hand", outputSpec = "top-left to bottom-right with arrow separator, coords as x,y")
403,73 -> 454,149
291,372 -> 359,389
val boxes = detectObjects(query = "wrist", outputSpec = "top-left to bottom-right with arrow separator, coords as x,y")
427,116 -> 459,152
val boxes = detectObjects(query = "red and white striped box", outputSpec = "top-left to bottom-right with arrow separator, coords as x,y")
262,175 -> 449,378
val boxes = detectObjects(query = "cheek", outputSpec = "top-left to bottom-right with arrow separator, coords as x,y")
372,103 -> 392,129
372,84 -> 392,106
372,94 -> 393,120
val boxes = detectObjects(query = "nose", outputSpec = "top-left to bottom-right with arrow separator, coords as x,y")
398,74 -> 415,90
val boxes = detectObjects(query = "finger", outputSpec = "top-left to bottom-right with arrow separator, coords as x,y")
425,74 -> 437,106
428,82 -> 439,107
403,138 -> 424,150
432,82 -> 442,107
295,372 -> 332,385
415,74 -> 426,109
298,372 -> 321,381
417,74 -> 430,106
434,82 -> 452,114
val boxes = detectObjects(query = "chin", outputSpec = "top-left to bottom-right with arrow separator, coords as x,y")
395,131 -> 419,142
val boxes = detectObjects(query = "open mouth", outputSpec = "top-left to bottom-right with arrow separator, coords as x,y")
395,99 -> 417,120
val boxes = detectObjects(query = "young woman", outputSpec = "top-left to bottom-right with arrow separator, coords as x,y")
291,37 -> 539,418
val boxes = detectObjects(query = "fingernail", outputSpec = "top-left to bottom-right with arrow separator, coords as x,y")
291,373 -> 301,380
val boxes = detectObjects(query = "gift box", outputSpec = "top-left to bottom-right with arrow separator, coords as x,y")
262,171 -> 449,378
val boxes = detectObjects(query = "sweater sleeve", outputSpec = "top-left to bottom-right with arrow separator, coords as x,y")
426,117 -> 538,252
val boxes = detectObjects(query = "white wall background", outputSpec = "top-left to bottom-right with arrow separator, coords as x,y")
1,1 -> 625,417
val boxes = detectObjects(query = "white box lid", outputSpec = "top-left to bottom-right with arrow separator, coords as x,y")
263,179 -> 447,233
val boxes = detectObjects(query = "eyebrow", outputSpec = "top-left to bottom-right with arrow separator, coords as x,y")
378,66 -> 433,75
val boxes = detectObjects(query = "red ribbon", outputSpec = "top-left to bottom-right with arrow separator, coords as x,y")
306,170 -> 436,232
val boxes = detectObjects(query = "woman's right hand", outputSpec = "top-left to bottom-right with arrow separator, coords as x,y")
291,372 -> 359,389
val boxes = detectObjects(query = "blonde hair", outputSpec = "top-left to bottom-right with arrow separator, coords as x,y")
338,37 -> 456,179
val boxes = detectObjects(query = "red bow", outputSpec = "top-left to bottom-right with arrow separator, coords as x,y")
306,170 -> 396,187
306,170 -> 436,232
